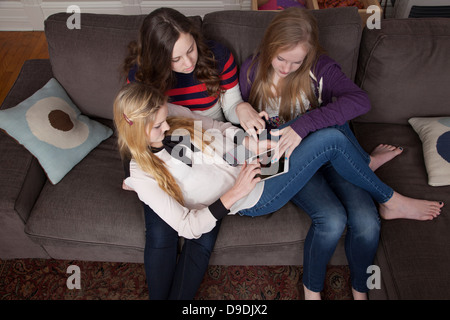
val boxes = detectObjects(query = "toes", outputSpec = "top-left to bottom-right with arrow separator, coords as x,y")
373,144 -> 403,153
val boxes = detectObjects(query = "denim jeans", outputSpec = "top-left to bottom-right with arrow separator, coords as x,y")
239,126 -> 388,292
143,203 -> 221,300
291,164 -> 380,292
292,124 -> 379,292
331,123 -> 371,164
240,127 -> 393,217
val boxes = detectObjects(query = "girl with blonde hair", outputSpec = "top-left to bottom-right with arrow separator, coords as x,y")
239,7 -> 417,299
121,7 -> 265,299
115,82 -> 443,300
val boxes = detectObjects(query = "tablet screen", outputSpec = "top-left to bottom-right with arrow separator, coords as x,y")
247,148 -> 289,181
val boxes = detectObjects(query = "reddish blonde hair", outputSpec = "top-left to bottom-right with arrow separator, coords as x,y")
247,8 -> 324,121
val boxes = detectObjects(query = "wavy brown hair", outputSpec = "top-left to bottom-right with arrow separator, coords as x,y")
247,8 -> 325,122
123,7 -> 222,97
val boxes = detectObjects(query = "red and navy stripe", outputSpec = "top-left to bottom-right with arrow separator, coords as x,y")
167,41 -> 238,111
128,41 -> 238,112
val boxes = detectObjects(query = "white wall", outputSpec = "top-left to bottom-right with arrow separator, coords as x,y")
0,0 -> 252,31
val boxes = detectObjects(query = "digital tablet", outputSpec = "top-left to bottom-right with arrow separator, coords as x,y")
246,148 -> 289,181
223,144 -> 254,166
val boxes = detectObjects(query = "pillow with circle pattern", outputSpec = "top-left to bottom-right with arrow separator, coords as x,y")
0,78 -> 113,184
408,117 -> 450,187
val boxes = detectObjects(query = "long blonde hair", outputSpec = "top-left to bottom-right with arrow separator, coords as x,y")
247,7 -> 324,122
113,82 -> 208,205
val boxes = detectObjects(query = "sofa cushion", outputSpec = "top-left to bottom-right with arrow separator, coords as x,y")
353,122 -> 450,299
408,117 -> 450,186
0,78 -> 113,184
202,7 -> 362,80
211,201 -> 349,266
24,128 -> 146,254
45,13 -> 202,120
355,18 -> 450,125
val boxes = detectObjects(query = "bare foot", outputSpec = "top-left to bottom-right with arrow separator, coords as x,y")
379,192 -> 444,221
369,144 -> 403,171
303,285 -> 321,300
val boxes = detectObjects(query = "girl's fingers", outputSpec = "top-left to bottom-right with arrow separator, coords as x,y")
241,163 -> 261,184
285,147 -> 292,159
270,128 -> 283,136
246,127 -> 258,142
255,116 -> 266,129
246,116 -> 267,139
259,111 -> 269,121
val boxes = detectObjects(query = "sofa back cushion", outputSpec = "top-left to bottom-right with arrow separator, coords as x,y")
45,9 -> 361,120
202,7 -> 362,80
45,13 -> 201,120
355,18 -> 450,124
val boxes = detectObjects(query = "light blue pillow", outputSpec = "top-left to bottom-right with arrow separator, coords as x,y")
0,78 -> 113,184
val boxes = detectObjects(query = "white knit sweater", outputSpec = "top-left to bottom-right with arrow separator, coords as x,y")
124,103 -> 264,239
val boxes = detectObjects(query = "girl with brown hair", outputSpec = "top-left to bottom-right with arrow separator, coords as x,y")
123,7 -> 265,132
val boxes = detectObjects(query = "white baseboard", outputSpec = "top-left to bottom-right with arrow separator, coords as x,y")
0,0 -> 252,31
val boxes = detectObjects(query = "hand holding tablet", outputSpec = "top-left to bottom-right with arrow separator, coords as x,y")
247,148 -> 289,181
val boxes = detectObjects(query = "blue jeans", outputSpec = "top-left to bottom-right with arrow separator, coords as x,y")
143,204 -> 221,300
240,127 -> 393,217
292,164 -> 380,293
239,127 -> 388,292
292,124 -> 379,293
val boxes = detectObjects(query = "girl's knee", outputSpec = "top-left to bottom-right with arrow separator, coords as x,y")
307,128 -> 348,149
350,216 -> 381,243
188,223 -> 221,254
185,237 -> 216,256
328,214 -> 347,235
312,212 -> 347,238
314,127 -> 346,139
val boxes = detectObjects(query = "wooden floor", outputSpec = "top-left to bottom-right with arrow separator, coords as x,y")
0,31 -> 49,106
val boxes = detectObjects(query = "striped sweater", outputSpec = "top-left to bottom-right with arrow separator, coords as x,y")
128,40 -> 242,123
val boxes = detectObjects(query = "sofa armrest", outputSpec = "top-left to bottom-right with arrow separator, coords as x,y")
0,59 -> 53,259
1,59 -> 53,110
355,18 -> 450,125
1,58 -> 53,221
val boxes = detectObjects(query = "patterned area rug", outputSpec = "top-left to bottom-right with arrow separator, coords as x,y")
0,259 -> 352,300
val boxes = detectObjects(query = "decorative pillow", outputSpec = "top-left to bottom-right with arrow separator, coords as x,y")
408,117 -> 450,187
0,78 -> 113,184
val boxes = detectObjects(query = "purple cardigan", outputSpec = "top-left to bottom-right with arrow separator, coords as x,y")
239,54 -> 371,139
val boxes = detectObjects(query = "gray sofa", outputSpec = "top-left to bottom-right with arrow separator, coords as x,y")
1,7 -> 449,300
